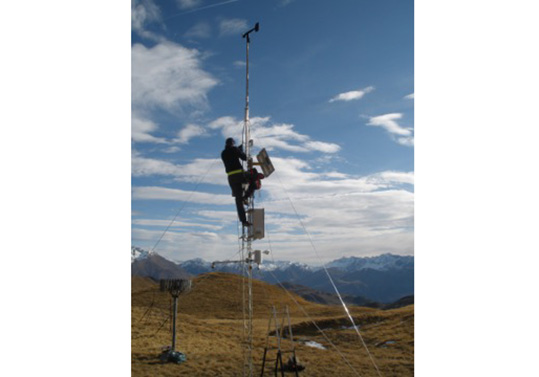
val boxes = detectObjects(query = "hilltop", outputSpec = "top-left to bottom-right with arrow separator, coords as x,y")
132,272 -> 332,319
132,272 -> 414,377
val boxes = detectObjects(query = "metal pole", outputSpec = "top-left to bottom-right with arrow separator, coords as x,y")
171,294 -> 178,351
241,22 -> 258,377
244,35 -> 251,160
241,238 -> 248,376
248,261 -> 253,376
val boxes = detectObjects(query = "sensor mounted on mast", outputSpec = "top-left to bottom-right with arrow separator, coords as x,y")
242,22 -> 259,41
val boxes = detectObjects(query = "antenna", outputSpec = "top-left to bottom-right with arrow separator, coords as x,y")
242,22 -> 259,161
159,279 -> 192,364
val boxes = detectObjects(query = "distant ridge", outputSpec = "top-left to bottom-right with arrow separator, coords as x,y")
280,282 -> 380,308
131,249 -> 191,281
280,282 -> 414,310
383,295 -> 414,310
131,246 -> 413,303
326,253 -> 414,271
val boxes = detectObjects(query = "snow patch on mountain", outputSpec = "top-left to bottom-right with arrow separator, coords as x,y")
131,246 -> 152,263
326,253 -> 413,271
133,247 -> 412,275
260,260 -> 312,272
179,258 -> 212,270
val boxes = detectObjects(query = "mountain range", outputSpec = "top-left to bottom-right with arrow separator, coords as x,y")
131,246 -> 414,304
131,247 -> 191,280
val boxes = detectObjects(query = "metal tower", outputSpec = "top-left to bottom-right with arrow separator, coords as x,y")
241,21 -> 259,377
212,22 -> 260,377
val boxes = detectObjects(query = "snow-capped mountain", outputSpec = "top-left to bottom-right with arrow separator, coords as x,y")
131,246 -> 152,263
175,258 -> 313,281
325,253 -> 414,272
178,258 -> 213,275
131,246 -> 190,280
132,246 -> 414,303
259,260 -> 312,272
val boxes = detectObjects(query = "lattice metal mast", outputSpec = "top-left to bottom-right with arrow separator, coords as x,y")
211,22 -> 261,377
243,22 -> 258,160
241,21 -> 259,377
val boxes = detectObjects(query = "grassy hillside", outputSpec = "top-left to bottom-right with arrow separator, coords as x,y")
132,273 -> 413,376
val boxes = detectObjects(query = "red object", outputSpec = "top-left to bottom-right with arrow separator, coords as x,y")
249,169 -> 264,190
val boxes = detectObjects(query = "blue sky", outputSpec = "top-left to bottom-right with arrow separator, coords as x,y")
131,0 -> 414,264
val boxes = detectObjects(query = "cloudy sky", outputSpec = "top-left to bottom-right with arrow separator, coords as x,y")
131,0 -> 414,264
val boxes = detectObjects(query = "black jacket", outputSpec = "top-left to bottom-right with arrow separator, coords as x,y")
221,145 -> 247,173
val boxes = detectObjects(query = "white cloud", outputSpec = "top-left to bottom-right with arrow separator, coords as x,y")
131,0 -> 164,42
175,124 -> 207,144
367,113 -> 411,136
397,136 -> 415,147
132,151 -> 413,202
132,117 -> 207,146
329,86 -> 374,103
375,171 -> 414,185
132,42 -> 218,113
366,113 -> 414,147
131,227 -> 240,262
404,93 -> 414,99
163,146 -> 182,153
133,218 -> 223,231
304,140 -> 340,153
176,0 -> 203,10
131,114 -> 168,143
253,120 -> 309,142
257,186 -> 414,261
131,151 -> 413,201
184,21 -> 211,39
132,150 -> 414,262
219,18 -> 248,37
132,186 -> 230,205
195,210 -> 238,223
209,116 -> 340,154
323,171 -> 349,179
132,155 -> 183,177
132,156 -> 224,184
208,116 -> 240,131
261,158 -> 413,200
133,168 -> 414,262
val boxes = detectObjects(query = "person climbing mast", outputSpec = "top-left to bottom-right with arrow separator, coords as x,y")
221,137 -> 250,227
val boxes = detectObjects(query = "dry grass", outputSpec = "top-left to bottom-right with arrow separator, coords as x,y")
132,273 -> 414,376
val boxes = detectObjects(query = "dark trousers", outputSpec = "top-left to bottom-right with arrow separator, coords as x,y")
228,172 -> 247,223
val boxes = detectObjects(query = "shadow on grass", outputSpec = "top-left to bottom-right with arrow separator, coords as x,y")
132,352 -> 163,365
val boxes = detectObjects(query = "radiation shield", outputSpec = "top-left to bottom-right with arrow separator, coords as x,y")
247,208 -> 265,240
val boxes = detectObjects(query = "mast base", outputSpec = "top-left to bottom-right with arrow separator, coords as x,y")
160,349 -> 187,364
